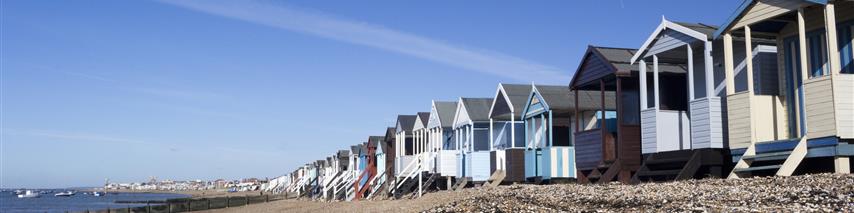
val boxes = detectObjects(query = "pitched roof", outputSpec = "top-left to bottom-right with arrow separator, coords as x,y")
712,0 -> 825,38
368,136 -> 385,148
674,22 -> 718,38
395,115 -> 417,132
529,85 -> 608,113
384,127 -> 396,141
416,112 -> 431,126
434,101 -> 458,127
350,145 -> 361,155
460,98 -> 493,121
490,83 -> 534,119
571,46 -> 686,88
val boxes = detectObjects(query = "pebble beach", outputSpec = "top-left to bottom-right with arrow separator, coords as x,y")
202,173 -> 853,212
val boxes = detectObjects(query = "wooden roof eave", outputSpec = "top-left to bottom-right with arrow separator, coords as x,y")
631,18 -> 711,64
712,0 -> 826,39
570,46 -> 622,89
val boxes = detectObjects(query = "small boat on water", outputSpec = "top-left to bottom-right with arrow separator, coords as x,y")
17,190 -> 40,198
92,191 -> 103,197
54,191 -> 75,197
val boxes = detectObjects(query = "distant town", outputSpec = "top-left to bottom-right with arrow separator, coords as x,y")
104,177 -> 268,192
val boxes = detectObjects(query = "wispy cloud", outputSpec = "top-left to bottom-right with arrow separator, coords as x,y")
159,0 -> 570,84
132,87 -> 226,101
1,128 -> 148,145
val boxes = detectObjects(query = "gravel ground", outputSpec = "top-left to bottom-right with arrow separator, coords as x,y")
429,173 -> 854,212
205,174 -> 854,213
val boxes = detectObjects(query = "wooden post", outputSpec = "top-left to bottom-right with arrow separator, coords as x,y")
825,2 -> 841,75
575,89 -> 580,132
652,55 -> 661,110
798,8 -> 809,136
724,33 -> 735,95
600,79 -> 606,149
226,196 -> 230,208
704,41 -> 714,98
687,44 -> 695,100
489,118 -> 494,150
639,59 -> 648,109
745,25 -> 754,93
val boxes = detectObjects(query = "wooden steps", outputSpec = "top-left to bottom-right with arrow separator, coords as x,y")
633,149 -> 728,183
485,170 -> 506,187
730,137 -> 807,178
452,177 -> 470,191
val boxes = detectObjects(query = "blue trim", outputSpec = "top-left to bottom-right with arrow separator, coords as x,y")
713,0 -> 827,39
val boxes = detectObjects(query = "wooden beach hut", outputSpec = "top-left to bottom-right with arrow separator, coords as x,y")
412,112 -> 432,172
488,83 -> 534,183
427,100 -> 459,189
569,46 -> 643,184
365,136 -> 387,198
713,0 -> 853,177
521,85 -> 602,183
628,19 -> 734,182
355,140 -> 383,200
383,127 -> 397,185
394,115 -> 417,177
453,97 -> 494,184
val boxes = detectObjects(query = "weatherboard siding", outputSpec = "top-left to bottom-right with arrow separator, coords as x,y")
690,97 -> 725,149
733,0 -> 807,30
641,108 -> 657,154
727,92 -> 753,149
804,76 -> 837,139
837,75 -> 854,139
645,29 -> 694,57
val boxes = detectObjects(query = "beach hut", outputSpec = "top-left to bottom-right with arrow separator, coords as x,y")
426,100 -> 459,189
392,114 -> 423,197
453,97 -> 494,184
488,83 -> 534,183
365,136 -> 388,198
412,112 -> 431,172
394,115 -> 418,177
628,19 -> 734,182
383,127 -> 397,185
713,0 -> 853,177
521,85 -> 602,183
354,138 -> 382,200
569,46 -> 643,184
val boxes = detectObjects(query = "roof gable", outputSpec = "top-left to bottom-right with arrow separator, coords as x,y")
488,83 -> 533,120
427,101 -> 458,129
395,115 -> 416,133
453,97 -> 492,127
414,112 -> 429,130
713,0 -> 824,38
631,18 -> 717,63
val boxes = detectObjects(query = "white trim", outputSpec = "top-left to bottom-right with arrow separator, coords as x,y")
631,18 -> 709,64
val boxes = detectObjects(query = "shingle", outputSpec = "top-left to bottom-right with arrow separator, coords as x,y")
460,98 -> 493,121
434,101 -> 458,127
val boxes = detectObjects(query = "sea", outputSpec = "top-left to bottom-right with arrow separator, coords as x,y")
0,190 -> 191,213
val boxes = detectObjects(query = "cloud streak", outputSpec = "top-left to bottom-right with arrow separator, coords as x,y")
2,128 -> 148,145
159,0 -> 570,84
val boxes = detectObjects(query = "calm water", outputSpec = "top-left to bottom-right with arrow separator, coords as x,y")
0,190 -> 190,213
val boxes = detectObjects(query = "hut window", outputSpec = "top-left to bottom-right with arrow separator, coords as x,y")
839,22 -> 854,74
806,30 -> 828,78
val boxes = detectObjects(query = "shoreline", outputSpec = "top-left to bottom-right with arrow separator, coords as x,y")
93,189 -> 266,199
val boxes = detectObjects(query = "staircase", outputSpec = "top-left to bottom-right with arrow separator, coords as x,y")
391,153 -> 437,199
404,172 -> 439,199
365,170 -> 388,199
485,170 -> 506,187
452,177 -> 470,191
729,137 -> 806,178
597,161 -> 622,184
633,151 -> 702,183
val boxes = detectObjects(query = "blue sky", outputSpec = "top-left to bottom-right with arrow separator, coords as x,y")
1,0 -> 740,188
